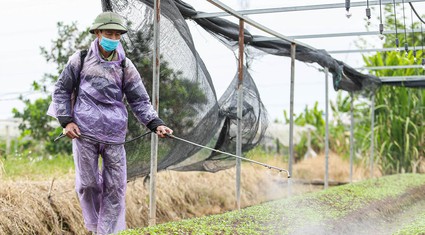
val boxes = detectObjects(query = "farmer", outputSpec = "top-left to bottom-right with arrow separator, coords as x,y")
47,11 -> 173,234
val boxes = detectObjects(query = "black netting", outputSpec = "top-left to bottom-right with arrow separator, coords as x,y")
170,67 -> 268,172
102,0 -> 385,180
102,0 -> 267,180
171,0 -> 382,92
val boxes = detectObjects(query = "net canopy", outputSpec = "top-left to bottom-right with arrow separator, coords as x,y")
101,0 -> 390,180
102,0 -> 267,179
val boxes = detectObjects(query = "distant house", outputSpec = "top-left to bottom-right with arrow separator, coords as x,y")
0,118 -> 21,139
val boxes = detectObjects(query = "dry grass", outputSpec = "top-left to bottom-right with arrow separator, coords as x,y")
0,179 -> 84,234
293,152 -> 382,182
0,153 -> 369,234
251,152 -> 381,182
0,159 -> 4,178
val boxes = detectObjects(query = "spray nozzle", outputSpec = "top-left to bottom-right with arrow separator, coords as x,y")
366,8 -> 371,25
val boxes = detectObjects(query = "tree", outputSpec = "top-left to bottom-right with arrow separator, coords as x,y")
13,22 -> 92,154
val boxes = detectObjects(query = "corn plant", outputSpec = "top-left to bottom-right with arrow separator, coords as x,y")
363,50 -> 425,174
359,3 -> 425,174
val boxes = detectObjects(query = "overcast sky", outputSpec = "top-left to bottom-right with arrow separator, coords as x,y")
1,0 -> 424,122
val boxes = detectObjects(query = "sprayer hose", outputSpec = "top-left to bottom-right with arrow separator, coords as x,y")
54,131 -> 152,145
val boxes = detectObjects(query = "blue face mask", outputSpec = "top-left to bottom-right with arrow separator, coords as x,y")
99,36 -> 120,52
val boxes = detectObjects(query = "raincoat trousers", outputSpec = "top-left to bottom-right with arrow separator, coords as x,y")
48,38 -> 161,234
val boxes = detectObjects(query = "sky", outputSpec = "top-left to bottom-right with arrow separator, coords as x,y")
1,0 -> 424,123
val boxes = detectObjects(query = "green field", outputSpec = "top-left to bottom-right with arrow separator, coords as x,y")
121,174 -> 425,235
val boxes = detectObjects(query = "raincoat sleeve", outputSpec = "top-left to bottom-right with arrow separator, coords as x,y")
123,59 -> 165,131
48,51 -> 81,127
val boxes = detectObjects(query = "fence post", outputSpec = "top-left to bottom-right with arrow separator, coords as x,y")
149,0 -> 161,226
236,18 -> 245,211
324,68 -> 329,189
289,43 -> 296,177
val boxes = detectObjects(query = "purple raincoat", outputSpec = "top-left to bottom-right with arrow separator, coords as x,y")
48,38 -> 158,234
48,38 -> 158,142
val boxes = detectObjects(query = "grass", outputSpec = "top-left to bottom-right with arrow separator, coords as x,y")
0,154 -> 74,180
394,211 -> 425,235
120,174 -> 425,235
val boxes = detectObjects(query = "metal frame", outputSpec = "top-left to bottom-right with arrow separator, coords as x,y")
195,0 -> 425,58
195,0 -> 424,19
356,65 -> 424,70
329,47 -> 424,54
324,68 -> 330,189
380,75 -> 425,81
203,0 -> 425,191
144,1 -> 425,218
206,0 -> 317,50
254,29 -> 425,42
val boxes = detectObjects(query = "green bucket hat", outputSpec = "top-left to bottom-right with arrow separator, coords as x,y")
89,12 -> 127,34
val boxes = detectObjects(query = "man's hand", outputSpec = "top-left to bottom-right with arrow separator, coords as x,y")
64,122 -> 81,139
156,125 -> 173,138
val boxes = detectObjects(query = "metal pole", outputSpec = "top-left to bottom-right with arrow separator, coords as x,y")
324,68 -> 329,189
236,19 -> 244,211
5,125 -> 10,155
196,0 -> 423,18
289,43 -> 296,177
349,92 -> 354,183
328,46 -> 422,54
370,93 -> 375,178
149,0 -> 160,226
253,29 -> 425,42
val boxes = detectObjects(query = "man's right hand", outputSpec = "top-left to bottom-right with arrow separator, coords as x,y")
64,122 -> 81,139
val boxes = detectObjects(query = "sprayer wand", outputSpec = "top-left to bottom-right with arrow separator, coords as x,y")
166,133 -> 291,178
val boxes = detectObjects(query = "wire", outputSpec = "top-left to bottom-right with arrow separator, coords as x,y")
421,23 -> 425,53
409,2 -> 425,24
393,0 -> 399,49
0,91 -> 45,102
366,0 -> 371,25
410,7 -> 417,61
421,22 -> 425,74
0,90 -> 40,98
54,131 -> 152,145
166,133 -> 291,178
402,0 -> 409,54
379,0 -> 384,37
